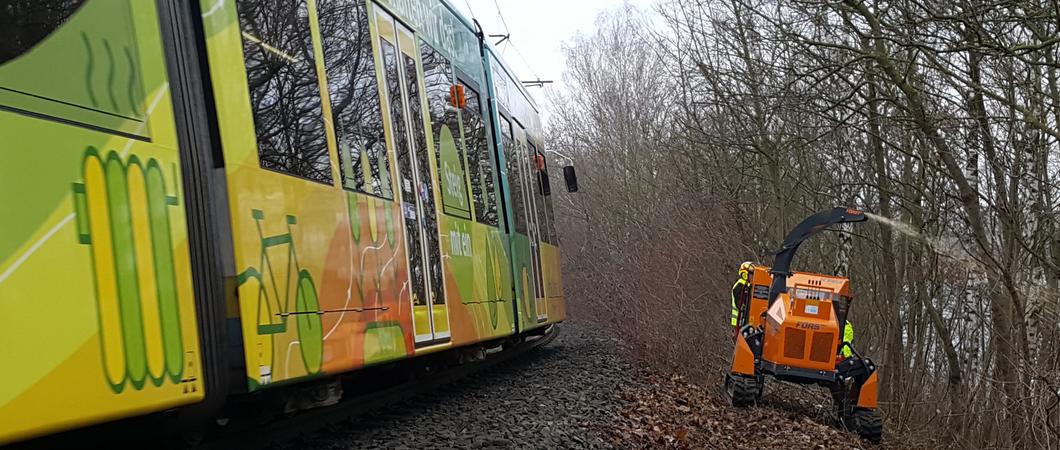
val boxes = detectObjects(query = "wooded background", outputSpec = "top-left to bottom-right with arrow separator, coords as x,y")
546,1 -> 1060,447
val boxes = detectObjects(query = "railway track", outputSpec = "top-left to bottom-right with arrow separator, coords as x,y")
5,326 -> 560,450
198,325 -> 560,449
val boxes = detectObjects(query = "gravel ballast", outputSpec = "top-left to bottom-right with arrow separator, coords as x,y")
274,322 -> 632,449
273,320 -> 874,449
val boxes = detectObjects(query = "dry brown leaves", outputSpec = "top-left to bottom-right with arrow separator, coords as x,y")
607,373 -> 878,450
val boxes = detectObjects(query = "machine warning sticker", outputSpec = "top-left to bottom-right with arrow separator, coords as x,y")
752,285 -> 769,299
805,303 -> 819,315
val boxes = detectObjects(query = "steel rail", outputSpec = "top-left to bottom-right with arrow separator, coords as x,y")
196,325 -> 560,449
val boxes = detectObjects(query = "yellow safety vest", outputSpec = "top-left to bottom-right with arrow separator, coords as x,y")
841,322 -> 855,357
731,278 -> 747,326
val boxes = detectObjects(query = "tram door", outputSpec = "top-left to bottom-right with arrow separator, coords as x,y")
526,142 -> 549,322
512,125 -> 547,323
522,140 -> 546,323
376,10 -> 450,346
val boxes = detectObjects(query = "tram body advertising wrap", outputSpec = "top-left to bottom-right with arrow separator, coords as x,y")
0,0 -> 565,444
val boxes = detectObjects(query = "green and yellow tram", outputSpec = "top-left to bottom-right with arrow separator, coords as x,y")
0,0 -> 566,444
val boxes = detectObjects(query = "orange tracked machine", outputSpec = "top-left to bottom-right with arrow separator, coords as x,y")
725,207 -> 882,443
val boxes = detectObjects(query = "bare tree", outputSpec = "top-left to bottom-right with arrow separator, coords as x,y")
551,0 -> 1060,447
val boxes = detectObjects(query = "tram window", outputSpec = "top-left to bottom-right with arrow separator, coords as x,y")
544,188 -> 558,243
509,123 -> 528,235
403,51 -> 445,308
379,41 -> 408,186
0,1 -> 84,65
0,1 -> 155,139
529,141 -> 551,243
318,0 -> 392,198
491,58 -> 510,112
461,84 -> 498,227
499,117 -> 519,232
403,52 -> 431,186
528,143 -> 556,244
420,41 -> 471,219
236,0 -> 332,184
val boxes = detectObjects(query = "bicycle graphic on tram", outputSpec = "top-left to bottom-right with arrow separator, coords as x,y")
236,210 -> 324,380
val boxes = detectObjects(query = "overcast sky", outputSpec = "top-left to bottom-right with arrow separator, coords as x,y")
452,0 -> 655,123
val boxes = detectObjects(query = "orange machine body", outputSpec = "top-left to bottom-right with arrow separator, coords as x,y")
724,208 -> 881,443
745,267 -> 850,373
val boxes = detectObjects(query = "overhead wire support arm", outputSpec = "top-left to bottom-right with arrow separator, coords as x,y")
521,79 -> 554,88
489,34 -> 510,45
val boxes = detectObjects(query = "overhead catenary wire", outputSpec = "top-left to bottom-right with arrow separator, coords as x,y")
487,0 -> 542,82
491,0 -> 511,36
508,42 -> 543,82
464,0 -> 477,22
464,1 -> 551,90
464,1 -> 507,45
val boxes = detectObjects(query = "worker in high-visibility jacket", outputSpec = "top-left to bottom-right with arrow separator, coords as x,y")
731,261 -> 754,332
840,321 -> 855,357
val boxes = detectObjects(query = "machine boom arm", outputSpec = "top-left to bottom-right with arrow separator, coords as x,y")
767,207 -> 867,305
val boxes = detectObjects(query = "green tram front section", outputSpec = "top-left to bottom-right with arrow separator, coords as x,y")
0,0 -> 566,444
481,45 -> 567,332
0,0 -> 206,444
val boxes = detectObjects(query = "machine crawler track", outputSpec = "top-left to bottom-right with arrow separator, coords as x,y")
852,408 -> 882,444
725,375 -> 761,407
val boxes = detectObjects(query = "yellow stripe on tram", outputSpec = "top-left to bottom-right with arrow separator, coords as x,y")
432,303 -> 449,334
85,154 -> 126,389
128,162 -> 166,384
413,303 -> 431,337
522,268 -> 533,322
367,189 -> 378,243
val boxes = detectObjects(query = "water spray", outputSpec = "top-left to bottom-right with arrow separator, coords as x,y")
863,212 -> 984,272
